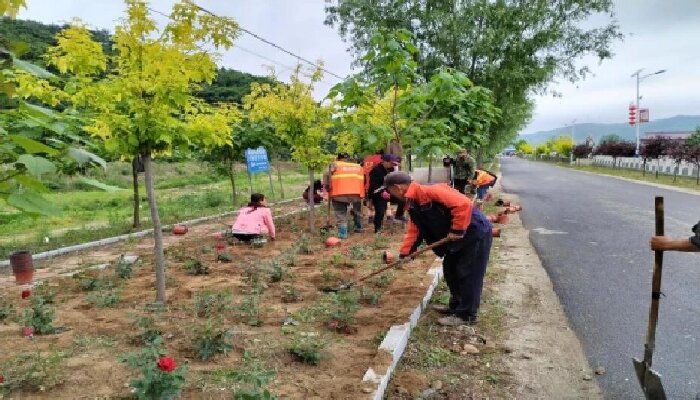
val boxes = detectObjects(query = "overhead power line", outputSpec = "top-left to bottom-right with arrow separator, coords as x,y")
192,3 -> 345,81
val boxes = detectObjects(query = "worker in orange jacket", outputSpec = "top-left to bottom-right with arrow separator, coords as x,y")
382,171 -> 493,326
323,153 -> 364,239
470,168 -> 498,200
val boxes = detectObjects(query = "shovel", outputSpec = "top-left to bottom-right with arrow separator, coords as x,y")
321,237 -> 450,292
633,196 -> 667,400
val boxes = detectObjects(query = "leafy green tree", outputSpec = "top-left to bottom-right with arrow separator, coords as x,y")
325,0 -> 622,161
44,1 -> 240,303
245,64 -> 332,231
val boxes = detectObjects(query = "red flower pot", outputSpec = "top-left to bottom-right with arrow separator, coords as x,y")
496,214 -> 509,224
325,237 -> 342,248
492,227 -> 501,237
172,225 -> 188,235
10,251 -> 33,285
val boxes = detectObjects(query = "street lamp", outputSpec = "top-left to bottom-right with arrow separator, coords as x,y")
631,68 -> 666,156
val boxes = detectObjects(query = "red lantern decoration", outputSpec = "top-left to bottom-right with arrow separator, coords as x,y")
628,103 -> 637,126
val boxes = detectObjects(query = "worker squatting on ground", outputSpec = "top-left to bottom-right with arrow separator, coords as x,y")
324,153 -> 364,239
367,154 -> 406,233
650,221 -> 700,252
382,171 -> 493,326
230,193 -> 276,243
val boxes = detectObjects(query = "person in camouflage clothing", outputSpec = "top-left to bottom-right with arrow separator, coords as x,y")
452,148 -> 475,194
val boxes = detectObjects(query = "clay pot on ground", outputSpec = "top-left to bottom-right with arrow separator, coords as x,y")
172,225 -> 188,235
496,213 -> 509,224
491,227 -> 501,237
10,251 -> 33,285
325,237 -> 342,248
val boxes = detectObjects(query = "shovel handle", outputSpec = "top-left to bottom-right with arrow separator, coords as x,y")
350,237 -> 451,286
644,196 -> 665,364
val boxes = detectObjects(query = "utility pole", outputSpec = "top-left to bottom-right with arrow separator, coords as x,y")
631,69 -> 666,156
570,119 -> 576,164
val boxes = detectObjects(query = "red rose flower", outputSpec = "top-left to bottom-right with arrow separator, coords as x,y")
0,374 -> 4,384
21,290 -> 31,299
157,356 -> 177,372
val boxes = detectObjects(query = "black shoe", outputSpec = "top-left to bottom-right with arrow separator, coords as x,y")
430,304 -> 454,315
437,315 -> 477,326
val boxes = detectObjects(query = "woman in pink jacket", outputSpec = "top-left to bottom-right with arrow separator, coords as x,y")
231,193 -> 276,242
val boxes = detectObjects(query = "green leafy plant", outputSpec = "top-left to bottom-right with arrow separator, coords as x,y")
217,252 -> 233,263
0,351 -> 68,392
281,286 -> 302,303
192,320 -> 234,361
267,261 -> 286,283
194,290 -> 233,319
131,315 -> 163,346
73,270 -> 114,292
237,291 -> 262,327
371,271 -> 394,288
22,297 -> 55,334
359,287 -> 382,305
86,288 -> 121,308
288,335 -> 326,366
330,253 -> 343,266
0,295 -> 15,322
121,338 -> 187,400
348,244 -> 369,260
320,264 -> 340,283
184,258 -> 210,276
372,233 -> 390,249
327,291 -> 360,331
115,258 -> 134,280
33,281 -> 57,304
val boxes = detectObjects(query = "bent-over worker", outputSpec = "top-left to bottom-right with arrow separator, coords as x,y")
383,171 -> 492,326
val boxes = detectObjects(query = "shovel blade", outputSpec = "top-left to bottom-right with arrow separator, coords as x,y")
633,358 -> 667,400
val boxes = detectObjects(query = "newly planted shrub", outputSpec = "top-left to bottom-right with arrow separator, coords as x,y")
295,235 -> 313,255
131,315 -> 163,345
372,271 -> 395,288
0,351 -> 68,392
194,290 -> 233,318
121,339 -> 187,400
281,286 -> 302,303
22,297 -> 55,334
86,289 -> 121,308
115,258 -> 134,280
372,233 -> 390,249
73,270 -> 115,292
267,261 -> 286,283
288,335 -> 326,366
359,287 -> 382,305
0,295 -> 14,322
327,291 -> 360,332
184,258 -> 210,276
348,245 -> 369,260
217,252 -> 233,263
192,320 -> 234,361
33,282 -> 57,304
230,352 -> 277,400
237,291 -> 262,327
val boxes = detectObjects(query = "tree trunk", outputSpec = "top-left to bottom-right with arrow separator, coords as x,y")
476,149 -> 484,167
228,158 -> 237,205
143,154 -> 167,304
642,159 -> 647,176
276,160 -> 285,199
407,150 -> 413,172
307,168 -> 315,232
696,163 -> 699,184
132,159 -> 140,228
656,159 -> 660,179
674,164 -> 678,182
428,156 -> 433,183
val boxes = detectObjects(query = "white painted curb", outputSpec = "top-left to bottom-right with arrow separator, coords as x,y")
364,259 -> 443,399
1,197 -> 303,268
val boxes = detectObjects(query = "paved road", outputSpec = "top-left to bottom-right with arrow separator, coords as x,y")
501,158 -> 700,399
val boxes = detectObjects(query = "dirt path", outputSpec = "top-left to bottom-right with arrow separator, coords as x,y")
495,194 -> 602,399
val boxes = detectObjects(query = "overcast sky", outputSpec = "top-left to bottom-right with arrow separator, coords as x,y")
18,0 -> 700,135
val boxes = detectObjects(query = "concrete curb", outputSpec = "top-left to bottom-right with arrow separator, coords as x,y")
364,259 -> 443,399
1,198 -> 303,268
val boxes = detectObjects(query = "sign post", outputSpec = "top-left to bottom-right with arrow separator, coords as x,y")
244,147 -> 275,201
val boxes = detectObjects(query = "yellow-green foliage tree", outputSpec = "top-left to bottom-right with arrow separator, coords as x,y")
245,65 -> 331,231
44,0 -> 240,303
517,142 -> 534,155
552,136 -> 574,158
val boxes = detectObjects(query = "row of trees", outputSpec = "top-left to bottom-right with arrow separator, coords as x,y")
514,136 -> 573,158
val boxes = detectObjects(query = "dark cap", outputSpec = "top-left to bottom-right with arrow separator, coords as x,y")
382,154 -> 400,163
383,171 -> 412,187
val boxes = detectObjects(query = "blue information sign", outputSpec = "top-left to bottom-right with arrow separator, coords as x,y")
244,147 -> 270,173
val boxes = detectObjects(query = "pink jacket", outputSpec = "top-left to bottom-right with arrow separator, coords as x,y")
231,206 -> 276,238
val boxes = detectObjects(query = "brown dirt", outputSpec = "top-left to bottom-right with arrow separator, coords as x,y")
0,203 -> 437,399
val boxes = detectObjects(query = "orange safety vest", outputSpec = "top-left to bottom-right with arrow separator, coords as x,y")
475,170 -> 496,187
331,161 -> 365,198
363,154 -> 382,192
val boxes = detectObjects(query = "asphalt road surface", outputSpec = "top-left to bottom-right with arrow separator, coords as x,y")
501,158 -> 700,399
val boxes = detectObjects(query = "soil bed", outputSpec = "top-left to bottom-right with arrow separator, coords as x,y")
0,203 -> 435,399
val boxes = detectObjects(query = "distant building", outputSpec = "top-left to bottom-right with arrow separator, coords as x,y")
640,131 -> 694,145
502,147 -> 516,156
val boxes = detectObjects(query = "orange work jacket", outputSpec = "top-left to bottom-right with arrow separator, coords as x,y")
330,161 -> 365,198
475,169 -> 496,187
